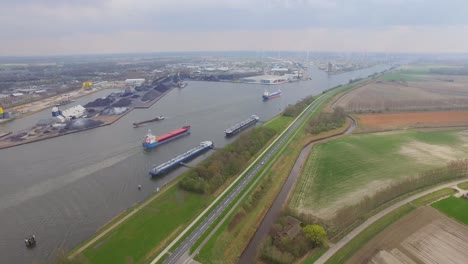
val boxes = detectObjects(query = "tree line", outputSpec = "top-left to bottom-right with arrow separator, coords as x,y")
282,95 -> 315,118
179,127 -> 276,194
259,215 -> 327,264
308,107 -> 346,134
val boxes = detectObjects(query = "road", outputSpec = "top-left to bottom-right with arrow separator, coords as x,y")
155,89 -> 337,264
314,178 -> 468,264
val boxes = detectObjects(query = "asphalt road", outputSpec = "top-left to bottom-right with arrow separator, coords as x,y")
160,92 -> 334,264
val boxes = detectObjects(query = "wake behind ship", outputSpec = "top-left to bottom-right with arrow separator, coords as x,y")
143,125 -> 191,149
149,141 -> 214,176
262,89 -> 282,100
225,115 -> 259,136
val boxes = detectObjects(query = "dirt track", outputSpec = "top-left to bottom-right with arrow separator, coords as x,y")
314,179 -> 468,264
348,207 -> 468,264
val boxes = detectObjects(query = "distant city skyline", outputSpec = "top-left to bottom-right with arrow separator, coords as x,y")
2,0 -> 468,56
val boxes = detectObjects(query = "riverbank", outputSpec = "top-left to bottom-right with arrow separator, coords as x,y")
65,113 -> 291,263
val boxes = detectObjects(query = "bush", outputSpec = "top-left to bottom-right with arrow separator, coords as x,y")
308,107 -> 346,134
283,96 -> 314,117
180,127 -> 276,194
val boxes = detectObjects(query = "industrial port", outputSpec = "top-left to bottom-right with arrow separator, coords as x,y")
0,75 -> 178,149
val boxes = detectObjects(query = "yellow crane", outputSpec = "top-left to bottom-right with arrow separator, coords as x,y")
82,82 -> 93,90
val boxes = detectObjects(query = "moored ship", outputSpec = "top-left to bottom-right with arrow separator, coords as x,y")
224,115 -> 259,136
262,89 -> 282,100
142,125 -> 191,149
149,141 -> 214,176
133,116 -> 165,128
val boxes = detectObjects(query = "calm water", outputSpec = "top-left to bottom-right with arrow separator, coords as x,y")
0,65 -> 390,263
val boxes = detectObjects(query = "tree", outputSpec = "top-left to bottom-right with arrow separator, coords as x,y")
302,224 -> 327,247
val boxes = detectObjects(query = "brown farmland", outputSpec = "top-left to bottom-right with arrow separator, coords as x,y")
348,207 -> 468,264
338,77 -> 468,113
355,111 -> 468,131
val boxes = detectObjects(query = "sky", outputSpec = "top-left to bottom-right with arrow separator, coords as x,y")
2,0 -> 468,55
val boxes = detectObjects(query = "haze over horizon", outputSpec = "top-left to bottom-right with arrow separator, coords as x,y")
2,0 -> 468,56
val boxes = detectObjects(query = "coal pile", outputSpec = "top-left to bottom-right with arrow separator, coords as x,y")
141,90 -> 162,102
135,85 -> 149,92
101,107 -> 128,115
63,119 -> 103,131
7,132 -> 28,141
84,97 -> 114,108
111,98 -> 132,107
154,83 -> 170,93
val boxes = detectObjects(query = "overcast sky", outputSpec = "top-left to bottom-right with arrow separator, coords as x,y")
2,0 -> 468,56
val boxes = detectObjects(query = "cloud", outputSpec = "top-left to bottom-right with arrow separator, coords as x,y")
3,26 -> 468,56
1,0 -> 468,54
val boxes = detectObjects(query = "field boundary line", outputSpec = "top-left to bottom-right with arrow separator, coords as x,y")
316,178 -> 468,264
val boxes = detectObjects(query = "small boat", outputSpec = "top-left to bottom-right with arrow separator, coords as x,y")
25,235 -> 36,247
133,116 -> 165,128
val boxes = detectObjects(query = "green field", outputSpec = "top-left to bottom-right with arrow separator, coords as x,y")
381,72 -> 422,82
432,196 -> 468,225
289,129 -> 468,218
81,188 -> 208,263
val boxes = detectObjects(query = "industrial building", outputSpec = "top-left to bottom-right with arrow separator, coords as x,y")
125,79 -> 145,86
240,75 -> 289,84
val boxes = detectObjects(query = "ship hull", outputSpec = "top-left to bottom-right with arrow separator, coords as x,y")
225,119 -> 258,137
142,130 -> 190,149
149,142 -> 213,176
262,92 -> 282,100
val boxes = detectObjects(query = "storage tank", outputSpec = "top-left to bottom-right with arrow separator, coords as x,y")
51,106 -> 62,117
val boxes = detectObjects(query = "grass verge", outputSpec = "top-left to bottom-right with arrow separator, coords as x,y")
411,188 -> 456,207
457,181 -> 468,190
81,187 -> 209,263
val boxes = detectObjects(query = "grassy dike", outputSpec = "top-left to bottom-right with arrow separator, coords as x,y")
458,181 -> 468,190
193,82 -> 368,263
67,116 -> 294,264
324,188 -> 456,264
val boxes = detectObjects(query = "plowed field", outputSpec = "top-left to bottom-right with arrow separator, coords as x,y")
355,111 -> 468,132
337,75 -> 468,113
348,207 -> 468,264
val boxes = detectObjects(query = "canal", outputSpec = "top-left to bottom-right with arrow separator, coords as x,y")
0,65 -> 390,263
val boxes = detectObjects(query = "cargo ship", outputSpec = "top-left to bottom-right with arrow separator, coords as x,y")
224,115 -> 259,137
143,125 -> 191,149
133,116 -> 165,128
149,141 -> 213,176
262,89 -> 282,100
